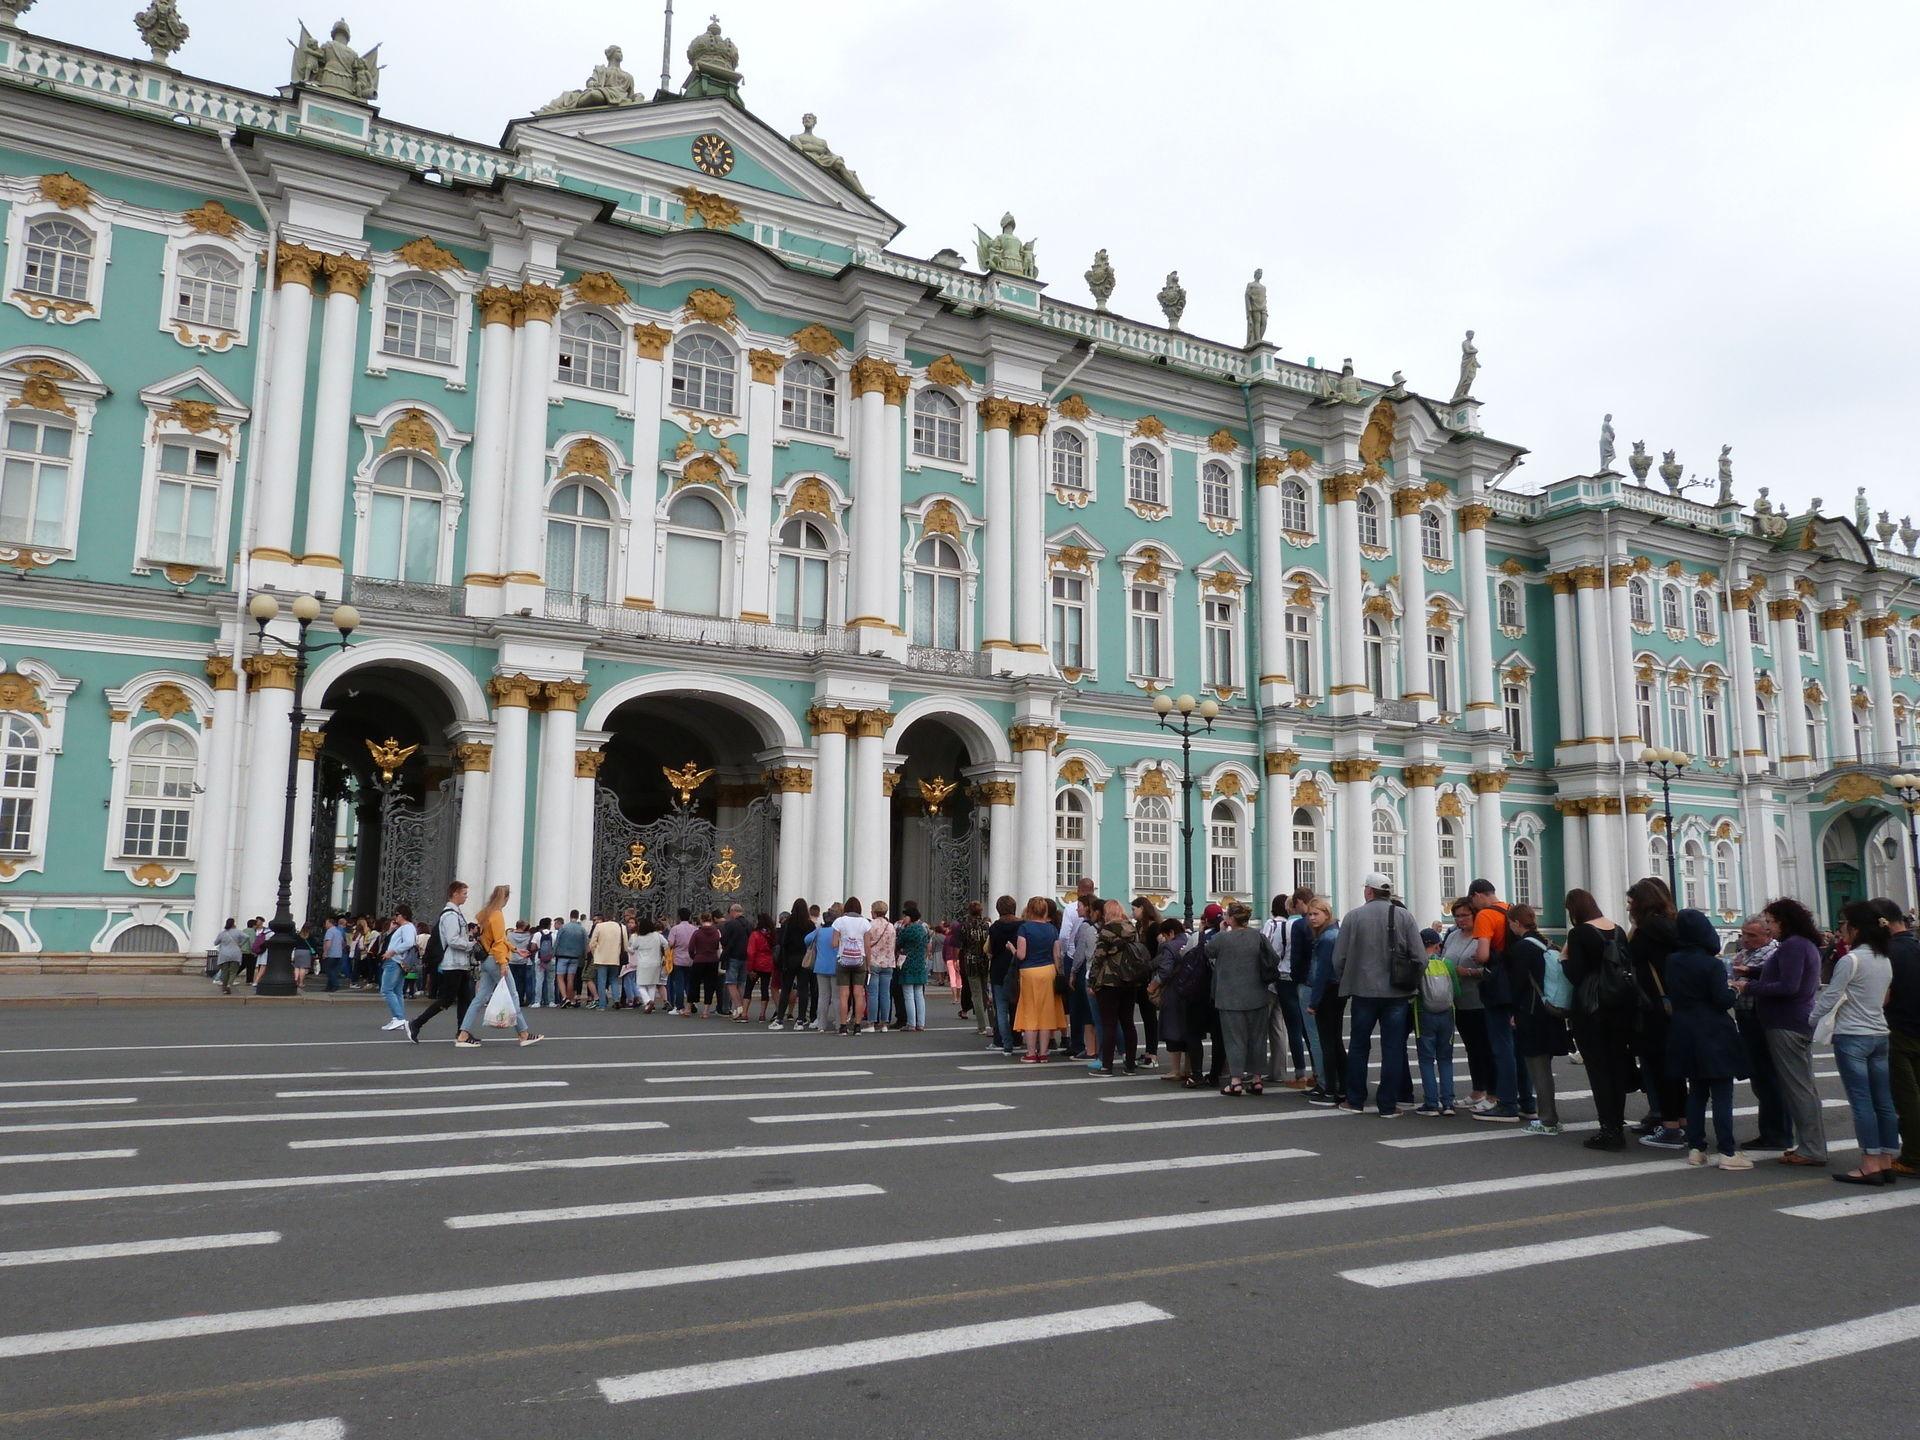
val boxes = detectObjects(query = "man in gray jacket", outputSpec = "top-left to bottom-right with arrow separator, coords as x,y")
1332,872 -> 1423,1116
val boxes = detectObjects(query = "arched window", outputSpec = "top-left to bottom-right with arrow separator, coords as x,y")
364,454 -> 443,583
380,277 -> 456,364
545,481 -> 613,599
1279,479 -> 1312,534
1208,799 -> 1241,896
1497,580 -> 1522,630
0,411 -> 73,549
1131,793 -> 1172,896
1054,788 -> 1088,892
1051,430 -> 1087,494
173,249 -> 242,330
1438,815 -> 1462,902
1511,835 -> 1537,908
0,715 -> 41,854
1371,807 -> 1402,894
1693,590 -> 1715,637
1292,805 -> 1320,893
121,726 -> 195,860
1681,837 -> 1706,909
910,537 -> 963,649
556,311 -> 623,392
670,333 -> 735,414
663,492 -> 729,616
1629,577 -> 1651,627
1357,490 -> 1382,548
148,439 -> 223,568
1127,445 -> 1163,506
1650,833 -> 1670,883
109,923 -> 179,954
911,389 -> 963,462
1661,584 -> 1683,631
780,357 -> 836,434
1795,606 -> 1813,654
1420,508 -> 1446,561
1363,617 -> 1388,696
773,516 -> 830,630
21,218 -> 92,300
1908,631 -> 1920,674
1200,460 -> 1233,521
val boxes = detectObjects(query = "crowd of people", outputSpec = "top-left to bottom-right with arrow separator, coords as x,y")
210,868 -> 1919,1188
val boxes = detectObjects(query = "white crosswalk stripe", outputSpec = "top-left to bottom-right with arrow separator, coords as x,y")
288,1121 -> 669,1150
168,1422 -> 345,1440
273,1081 -> 570,1098
448,1183 -> 885,1229
0,1231 -> 280,1268
0,1148 -> 137,1165
750,1102 -> 1012,1124
1337,1225 -> 1703,1288
995,1148 -> 1316,1183
0,1096 -> 138,1110
1779,1187 -> 1920,1220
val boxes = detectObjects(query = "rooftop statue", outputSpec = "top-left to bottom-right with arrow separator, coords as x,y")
539,45 -> 638,114
1900,516 -> 1917,555
790,113 -> 868,199
1854,485 -> 1870,531
974,213 -> 1036,278
1754,486 -> 1772,514
134,0 -> 189,65
1628,439 -> 1651,484
1808,496 -> 1823,516
1157,270 -> 1186,329
1598,413 -> 1615,473
682,15 -> 743,102
1876,510 -> 1896,547
1658,448 -> 1682,493
1450,329 -> 1478,402
291,18 -> 379,101
1245,268 -> 1268,347
1084,249 -> 1115,311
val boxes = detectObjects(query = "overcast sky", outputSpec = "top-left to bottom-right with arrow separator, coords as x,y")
48,0 -> 1920,520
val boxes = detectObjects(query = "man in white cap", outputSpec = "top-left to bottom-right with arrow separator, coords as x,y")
1331,872 -> 1424,1116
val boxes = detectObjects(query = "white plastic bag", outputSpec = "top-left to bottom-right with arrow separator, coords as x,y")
483,972 -> 519,1029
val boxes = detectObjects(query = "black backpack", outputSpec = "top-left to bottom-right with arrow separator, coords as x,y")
1580,928 -> 1640,1015
420,905 -> 454,973
1174,934 -> 1212,1000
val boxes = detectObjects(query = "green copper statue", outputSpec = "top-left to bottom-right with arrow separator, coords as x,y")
539,45 -> 638,114
975,213 -> 1037,278
291,19 -> 379,101
682,16 -> 744,103
791,113 -> 868,199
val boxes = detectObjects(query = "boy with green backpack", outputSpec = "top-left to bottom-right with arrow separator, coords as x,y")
1414,926 -> 1459,1116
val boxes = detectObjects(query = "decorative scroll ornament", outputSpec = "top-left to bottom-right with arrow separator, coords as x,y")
1214,771 -> 1243,797
1359,399 -> 1395,472
709,845 -> 744,892
365,737 -> 419,784
925,354 -> 971,389
1136,766 -> 1174,799
0,672 -> 47,715
572,270 -> 630,307
382,408 -> 440,457
785,476 -> 833,518
1056,393 -> 1092,422
38,173 -> 91,210
683,288 -> 738,329
1058,758 -> 1089,785
1206,428 -> 1238,453
1207,571 -> 1244,595
679,186 -> 744,230
159,398 -> 232,440
922,499 -> 962,537
791,324 -> 841,357
633,322 -> 672,360
680,454 -> 726,489
1055,544 -> 1092,572
1133,548 -> 1165,584
1132,415 -> 1167,439
918,776 -> 958,816
395,236 -> 462,272
12,368 -> 76,418
1293,779 -> 1326,808
560,439 -> 614,480
141,683 -> 194,720
183,199 -> 242,236
130,862 -> 176,887
663,762 -> 715,805
618,842 -> 654,890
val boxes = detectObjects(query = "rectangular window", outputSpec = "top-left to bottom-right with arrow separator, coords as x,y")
1668,690 -> 1691,754
1130,585 -> 1164,679
1050,572 -> 1086,671
1285,612 -> 1314,695
1203,596 -> 1235,689
1502,682 -> 1526,748
1055,801 -> 1086,892
0,417 -> 73,549
1636,683 -> 1656,746
1209,820 -> 1238,895
1426,633 -> 1451,709
148,441 -> 222,567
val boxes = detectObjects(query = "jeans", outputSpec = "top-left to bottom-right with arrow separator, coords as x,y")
866,970 -> 894,1026
1271,980 -> 1308,1077
901,984 -> 926,1029
1300,992 -> 1325,1081
528,965 -> 555,1007
1833,1032 -> 1901,1156
459,964 -> 528,1037
594,964 -> 620,1008
323,953 -> 348,992
1345,996 -> 1413,1113
1313,994 -> 1346,1095
1416,1006 -> 1457,1107
378,958 -> 407,1021
510,962 -> 531,1006
815,973 -> 837,1028
1455,1007 -> 1494,1094
1889,1031 -> 1920,1167
1685,1075 -> 1736,1155
1766,1027 -> 1828,1161
1483,1003 -> 1535,1114
992,977 -> 1018,1052
668,966 -> 688,1011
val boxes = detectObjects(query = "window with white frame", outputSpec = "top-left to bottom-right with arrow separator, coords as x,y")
1050,570 -> 1087,670
1887,628 -> 1901,674
1852,698 -> 1870,761
1756,692 -> 1774,759
1497,579 -> 1522,629
1843,621 -> 1858,663
1204,594 -> 1238,690
1693,590 -> 1715,637
1209,800 -> 1240,896
1438,815 -> 1462,902
120,726 -> 195,860
1285,608 -> 1315,694
142,438 -> 223,568
1637,680 -> 1657,745
172,249 -> 242,331
1662,584 -> 1683,631
556,312 -> 623,393
1054,788 -> 1089,891
1908,631 -> 1920,674
381,277 -> 457,364
1292,806 -> 1319,893
1421,508 -> 1446,561
1668,683 -> 1693,755
1371,807 -> 1402,894
0,413 -> 73,550
21,218 -> 92,302
1426,630 -> 1453,709
1681,837 -> 1706,909
1808,703 -> 1826,764
1363,617 -> 1388,697
363,453 -> 444,584
1129,582 -> 1167,680
1650,833 -> 1669,885
773,516 -> 830,630
1714,840 -> 1736,912
1747,604 -> 1765,646
545,481 -> 614,599
1702,686 -> 1724,758
1280,478 -> 1311,533
1200,460 -> 1233,522
1051,430 -> 1087,495
1502,680 -> 1529,750
671,333 -> 735,415
1357,490 -> 1383,548
1629,577 -> 1651,627
0,714 -> 40,854
779,357 -> 836,434
663,492 -> 729,617
1131,793 -> 1173,895
911,390 -> 963,462
1511,835 -> 1537,908
1127,445 -> 1164,507
1796,606 -> 1813,654
910,537 -> 963,649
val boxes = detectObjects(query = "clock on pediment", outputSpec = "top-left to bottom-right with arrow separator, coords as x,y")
691,133 -> 735,177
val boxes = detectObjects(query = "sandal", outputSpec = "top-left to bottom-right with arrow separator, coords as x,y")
1249,1079 -> 1264,1095
1221,1082 -> 1243,1096
1181,1075 -> 1199,1089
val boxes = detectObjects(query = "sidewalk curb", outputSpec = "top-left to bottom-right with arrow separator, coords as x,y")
0,993 -> 392,1008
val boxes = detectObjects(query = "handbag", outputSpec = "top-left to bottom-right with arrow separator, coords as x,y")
1812,954 -> 1854,1046
482,973 -> 521,1029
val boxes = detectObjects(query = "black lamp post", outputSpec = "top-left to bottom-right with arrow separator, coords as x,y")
1891,771 -> 1920,913
248,590 -> 359,997
1152,691 -> 1219,923
1640,744 -> 1689,898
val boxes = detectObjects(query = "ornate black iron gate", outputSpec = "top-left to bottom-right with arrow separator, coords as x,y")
305,754 -> 346,926
592,786 -> 777,921
926,812 -> 987,926
376,779 -> 460,923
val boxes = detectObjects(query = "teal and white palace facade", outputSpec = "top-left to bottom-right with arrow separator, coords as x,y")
0,10 -> 1916,960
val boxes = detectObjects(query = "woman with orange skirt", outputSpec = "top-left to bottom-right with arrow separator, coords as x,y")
1013,896 -> 1066,1062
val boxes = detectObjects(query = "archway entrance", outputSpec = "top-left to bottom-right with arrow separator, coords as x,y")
890,716 -> 988,926
591,694 -> 778,921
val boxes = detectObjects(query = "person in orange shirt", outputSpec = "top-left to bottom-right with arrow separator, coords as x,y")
456,883 -> 543,1048
1462,877 -> 1533,1122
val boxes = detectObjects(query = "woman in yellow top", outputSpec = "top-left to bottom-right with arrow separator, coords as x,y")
456,884 -> 542,1048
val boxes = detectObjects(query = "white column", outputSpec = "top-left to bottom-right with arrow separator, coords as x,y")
985,781 -> 1017,905
1819,606 -> 1853,760
572,738 -> 607,915
624,328 -> 668,608
1624,803 -> 1653,889
846,715 -> 886,905
1865,614 -> 1898,757
298,255 -> 366,571
847,362 -> 891,629
236,656 -> 295,916
1561,805 -> 1589,897
289,726 -> 321,921
1405,767 -> 1441,925
773,768 -> 813,906
501,286 -> 560,590
1012,405 -> 1046,654
190,659 -> 242,948
880,377 -> 908,634
1727,590 -> 1760,764
1393,489 -> 1430,705
1573,569 -> 1609,744
1262,755 -> 1293,904
1016,738 -> 1052,901
1254,463 -> 1290,694
452,746 -> 492,897
1607,568 -> 1638,749
1471,775 -> 1505,890
252,248 -> 317,561
740,351 -> 781,621
1335,764 -> 1375,911
1588,806 -> 1623,910
1549,578 -> 1581,747
810,708 -> 849,903
1459,504 -> 1498,729
463,288 -> 518,593
981,402 -> 1014,651
530,680 -> 584,921
1770,598 -> 1812,766
483,677 -> 534,902
1327,478 -> 1367,713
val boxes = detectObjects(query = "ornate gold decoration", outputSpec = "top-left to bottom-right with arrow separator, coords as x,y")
1058,758 -> 1090,785
979,396 -> 1016,431
452,742 -> 492,774
791,324 -> 841,357
878,770 -> 902,799
1055,544 -> 1092,573
518,283 -> 564,324
382,408 -> 440,457
850,708 -> 892,740
1804,680 -> 1825,703
1133,548 -> 1165,584
925,354 -> 971,389
1467,769 -> 1509,794
1361,594 -> 1396,620
1766,597 -> 1801,622
296,729 -> 327,761
1386,487 -> 1422,518
1321,473 -> 1363,505
242,653 -> 297,691
204,655 -> 237,692
1254,456 -> 1283,488
1214,771 -> 1243,797
139,683 -> 193,721
1794,577 -> 1818,597
673,437 -> 697,461
1359,399 -> 1395,468
1456,503 -> 1493,532
1207,571 -> 1244,595
364,737 -> 419,784
917,776 -> 958,816
1136,767 -> 1174,799
632,322 -> 672,359
178,199 -> 243,237
882,371 -> 914,407
747,348 -> 786,384
1265,749 -> 1300,777
38,172 -> 91,210
973,779 -> 1016,807
395,236 -> 462,272
1819,605 -> 1851,632
1754,674 -> 1777,697
1292,779 -> 1326,808
0,672 -> 47,716
129,861 -> 175,887
1402,763 -> 1445,788
321,252 -> 370,300
571,271 -> 630,308
683,287 -> 737,330
1503,663 -> 1532,683
273,242 -> 326,289
158,398 -> 226,437
678,186 -> 743,230
1665,559 -> 1686,578
619,843 -> 654,889
1206,428 -> 1238,453
565,751 -> 603,782
10,292 -> 92,323
1009,722 -> 1063,753
681,454 -> 726,488
559,439 -> 613,480
1131,415 -> 1167,439
706,845 -> 744,892
850,356 -> 896,397
11,369 -> 76,418
487,673 -> 541,709
785,477 -> 834,519
1547,573 -> 1576,596
922,499 -> 962,538
470,285 -> 515,328
806,704 -> 856,736
1010,402 -> 1046,437
1056,394 -> 1092,422
1289,579 -> 1316,609
1329,758 -> 1380,784
764,766 -> 814,794
663,762 -> 715,805
1432,791 -> 1468,820
1861,613 -> 1896,639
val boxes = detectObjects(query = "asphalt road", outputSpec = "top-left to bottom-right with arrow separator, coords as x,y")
0,997 -> 1912,1440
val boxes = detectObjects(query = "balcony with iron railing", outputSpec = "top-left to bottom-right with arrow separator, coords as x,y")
342,576 -> 466,617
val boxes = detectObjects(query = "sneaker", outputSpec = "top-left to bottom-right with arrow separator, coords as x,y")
518,1034 -> 543,1047
1472,1108 -> 1520,1124
1306,1092 -> 1338,1107
1640,1128 -> 1690,1150
1439,1105 -> 1458,1118
1413,1104 -> 1442,1117
1583,1131 -> 1627,1151
1086,1063 -> 1109,1075
1138,1054 -> 1158,1068
1716,1151 -> 1754,1171
1521,1120 -> 1562,1136
1468,1098 -> 1499,1115
1334,1101 -> 1364,1114
379,1017 -> 407,1031
454,1037 -> 482,1048
1631,1117 -> 1662,1136
1687,1148 -> 1709,1167
406,1023 -> 420,1045
838,1024 -> 849,1035
1378,1109 -> 1401,1119
768,1020 -> 784,1031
